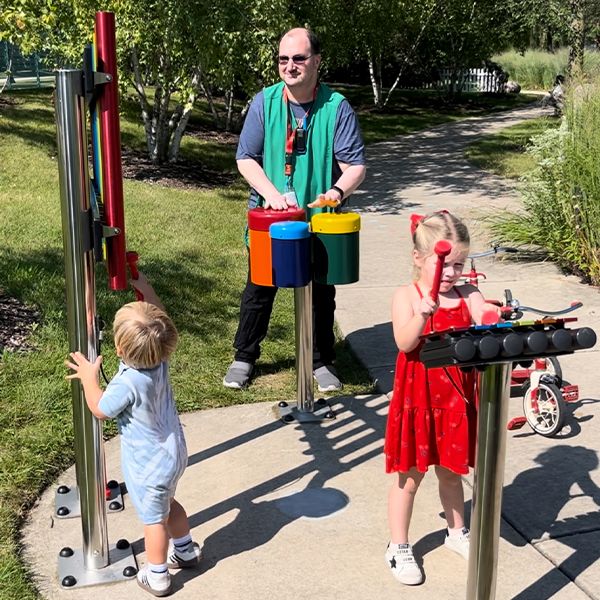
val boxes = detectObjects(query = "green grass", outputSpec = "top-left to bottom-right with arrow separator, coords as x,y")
0,86 -> 541,599
465,116 -> 561,178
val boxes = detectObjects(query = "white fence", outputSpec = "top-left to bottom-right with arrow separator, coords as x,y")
438,68 -> 505,93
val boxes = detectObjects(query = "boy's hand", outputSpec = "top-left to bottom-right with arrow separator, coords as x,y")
130,270 -> 165,311
65,351 -> 102,386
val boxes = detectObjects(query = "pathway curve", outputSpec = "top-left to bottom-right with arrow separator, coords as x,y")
336,103 -> 600,599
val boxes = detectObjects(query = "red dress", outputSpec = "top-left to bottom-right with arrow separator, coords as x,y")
384,284 -> 477,475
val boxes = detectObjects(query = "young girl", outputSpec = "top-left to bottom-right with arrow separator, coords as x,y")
384,210 -> 497,585
66,274 -> 201,597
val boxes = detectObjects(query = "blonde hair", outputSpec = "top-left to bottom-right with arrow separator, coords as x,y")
113,302 -> 178,369
412,211 -> 470,278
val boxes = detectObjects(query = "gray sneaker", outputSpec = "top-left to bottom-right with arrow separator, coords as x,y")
223,361 -> 253,389
313,365 -> 342,392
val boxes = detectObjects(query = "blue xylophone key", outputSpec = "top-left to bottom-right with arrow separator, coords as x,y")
472,322 -> 514,331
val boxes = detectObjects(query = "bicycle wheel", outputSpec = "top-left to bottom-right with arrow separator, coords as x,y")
543,356 -> 563,384
522,380 -> 566,437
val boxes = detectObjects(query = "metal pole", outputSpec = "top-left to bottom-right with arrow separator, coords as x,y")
295,282 -> 314,412
55,69 -> 109,570
467,362 -> 512,600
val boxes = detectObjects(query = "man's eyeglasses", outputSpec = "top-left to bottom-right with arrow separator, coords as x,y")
278,54 -> 312,65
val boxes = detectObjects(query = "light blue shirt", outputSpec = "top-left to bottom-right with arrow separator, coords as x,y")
99,361 -> 187,524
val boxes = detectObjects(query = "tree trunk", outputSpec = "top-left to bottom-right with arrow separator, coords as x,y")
568,0 -> 585,78
168,69 -> 202,163
367,53 -> 381,108
225,84 -> 235,132
383,1 -> 439,108
130,47 -> 155,157
200,81 -> 221,127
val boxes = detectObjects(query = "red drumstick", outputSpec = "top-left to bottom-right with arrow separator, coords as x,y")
126,251 -> 144,301
430,240 -> 452,303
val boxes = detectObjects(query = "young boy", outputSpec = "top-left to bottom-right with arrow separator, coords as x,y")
66,273 -> 201,597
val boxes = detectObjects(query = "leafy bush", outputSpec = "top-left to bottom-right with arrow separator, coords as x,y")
491,77 -> 600,284
493,48 -> 600,90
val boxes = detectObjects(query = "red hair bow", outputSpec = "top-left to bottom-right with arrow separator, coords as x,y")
410,213 -> 425,236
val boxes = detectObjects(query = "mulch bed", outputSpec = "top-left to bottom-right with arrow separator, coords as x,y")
2,128 -> 240,350
0,292 -> 40,353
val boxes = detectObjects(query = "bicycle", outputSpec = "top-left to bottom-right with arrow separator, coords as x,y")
463,245 -> 581,437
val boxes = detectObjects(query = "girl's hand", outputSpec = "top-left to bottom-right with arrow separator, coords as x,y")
476,302 -> 504,325
65,351 -> 102,386
418,295 -> 438,318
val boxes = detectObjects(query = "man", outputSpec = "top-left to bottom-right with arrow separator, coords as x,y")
223,27 -> 366,391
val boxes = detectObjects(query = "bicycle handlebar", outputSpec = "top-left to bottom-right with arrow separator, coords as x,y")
468,246 -> 519,260
505,300 -> 583,318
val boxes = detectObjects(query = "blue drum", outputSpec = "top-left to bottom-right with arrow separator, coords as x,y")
269,221 -> 311,288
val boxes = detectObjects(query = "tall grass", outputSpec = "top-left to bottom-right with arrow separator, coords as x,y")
494,48 -> 600,90
490,77 -> 600,284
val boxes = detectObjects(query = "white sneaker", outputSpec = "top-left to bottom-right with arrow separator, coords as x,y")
385,542 -> 423,585
166,541 -> 202,569
444,527 -> 470,560
136,567 -> 172,597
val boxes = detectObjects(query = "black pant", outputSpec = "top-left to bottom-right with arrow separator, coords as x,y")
233,269 -> 336,369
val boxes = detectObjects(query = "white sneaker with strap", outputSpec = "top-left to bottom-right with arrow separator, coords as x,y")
444,527 -> 470,560
385,542 -> 423,585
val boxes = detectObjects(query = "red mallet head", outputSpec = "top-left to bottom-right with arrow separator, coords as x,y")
430,240 -> 452,303
125,251 -> 144,301
126,251 -> 139,280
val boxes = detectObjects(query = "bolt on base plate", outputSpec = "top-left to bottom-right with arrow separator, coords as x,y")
275,398 -> 335,423
58,539 -> 137,588
55,480 -> 125,518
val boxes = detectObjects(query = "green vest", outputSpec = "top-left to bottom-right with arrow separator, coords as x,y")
263,81 -> 344,219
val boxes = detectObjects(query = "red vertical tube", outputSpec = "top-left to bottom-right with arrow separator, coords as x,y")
95,12 -> 127,290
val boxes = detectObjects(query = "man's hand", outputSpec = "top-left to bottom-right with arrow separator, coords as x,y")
264,194 -> 292,210
307,189 -> 342,209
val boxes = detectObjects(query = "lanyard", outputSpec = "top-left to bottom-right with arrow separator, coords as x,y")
283,85 -> 318,180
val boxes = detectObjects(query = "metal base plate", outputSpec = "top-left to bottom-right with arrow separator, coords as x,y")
275,398 -> 335,423
55,481 -> 125,519
58,541 -> 137,588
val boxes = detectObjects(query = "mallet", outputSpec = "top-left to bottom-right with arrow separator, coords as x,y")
126,251 -> 144,301
430,240 -> 452,303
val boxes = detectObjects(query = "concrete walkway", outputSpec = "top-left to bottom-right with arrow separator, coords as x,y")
23,104 -> 600,600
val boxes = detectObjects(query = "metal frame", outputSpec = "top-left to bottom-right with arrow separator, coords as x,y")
276,284 -> 335,423
467,363 -> 512,600
55,63 -> 135,588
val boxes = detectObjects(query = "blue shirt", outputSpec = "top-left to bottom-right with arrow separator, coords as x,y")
99,361 -> 187,524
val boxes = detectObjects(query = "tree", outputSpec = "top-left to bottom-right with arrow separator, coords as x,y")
0,1 -> 57,54
4,0 -> 291,163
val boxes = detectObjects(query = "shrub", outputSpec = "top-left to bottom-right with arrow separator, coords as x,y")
490,77 -> 600,284
493,48 -> 600,90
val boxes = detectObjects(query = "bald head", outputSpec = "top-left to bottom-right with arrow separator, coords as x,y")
281,28 -> 321,56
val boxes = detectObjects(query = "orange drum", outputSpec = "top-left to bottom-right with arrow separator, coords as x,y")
248,207 -> 306,286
